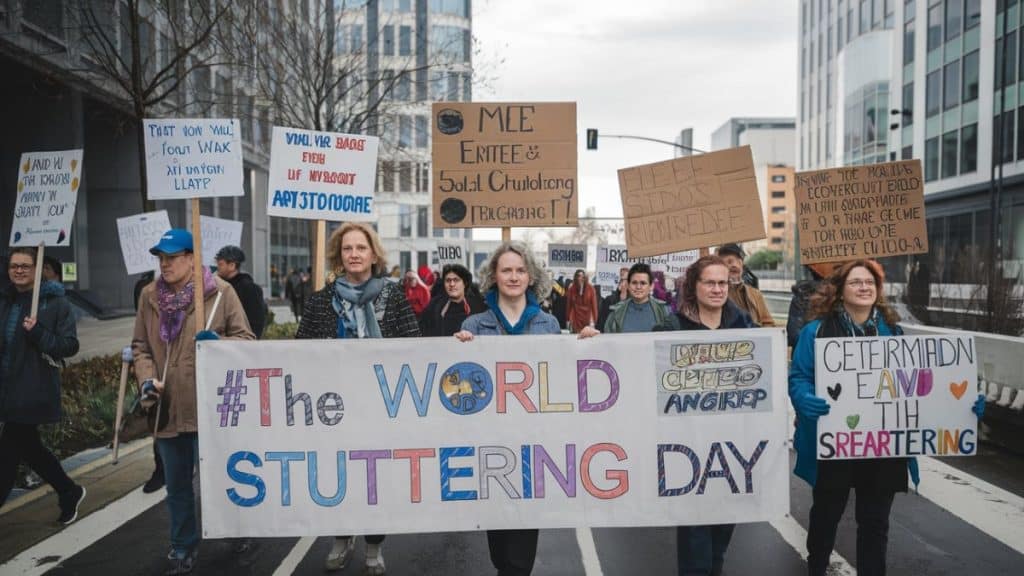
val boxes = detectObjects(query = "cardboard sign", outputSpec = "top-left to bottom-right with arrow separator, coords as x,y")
618,146 -> 764,257
432,102 -> 578,228
595,245 -> 699,291
267,126 -> 380,221
116,211 -> 173,275
548,243 -> 587,273
10,149 -> 83,247
435,242 -> 465,267
143,118 -> 244,200
794,159 -> 927,264
196,330 -> 789,537
815,335 -> 978,460
200,216 -> 244,267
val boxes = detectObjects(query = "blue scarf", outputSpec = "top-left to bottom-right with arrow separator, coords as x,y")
838,305 -> 880,337
485,289 -> 541,335
331,277 -> 384,339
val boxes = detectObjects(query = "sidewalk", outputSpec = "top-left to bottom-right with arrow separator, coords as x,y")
72,316 -> 135,362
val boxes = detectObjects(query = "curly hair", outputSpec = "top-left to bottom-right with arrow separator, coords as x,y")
808,259 -> 900,326
326,222 -> 388,277
678,255 -> 729,320
478,241 -> 551,301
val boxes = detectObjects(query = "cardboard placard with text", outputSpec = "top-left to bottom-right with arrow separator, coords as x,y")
143,118 -> 243,200
618,146 -> 764,258
794,159 -> 927,264
432,102 -> 578,228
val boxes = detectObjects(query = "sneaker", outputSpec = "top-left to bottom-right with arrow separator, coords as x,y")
165,548 -> 197,575
364,542 -> 386,575
143,467 -> 165,494
324,536 -> 355,571
57,485 -> 86,525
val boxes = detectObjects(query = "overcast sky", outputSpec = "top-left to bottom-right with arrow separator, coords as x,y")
472,0 -> 798,225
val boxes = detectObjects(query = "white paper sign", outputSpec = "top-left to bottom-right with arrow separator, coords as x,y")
815,335 -> 978,460
200,216 -> 244,267
435,242 -> 465,266
116,210 -> 172,274
143,118 -> 243,200
196,329 -> 789,537
596,245 -> 699,291
267,126 -> 380,221
10,150 -> 83,247
548,243 -> 587,273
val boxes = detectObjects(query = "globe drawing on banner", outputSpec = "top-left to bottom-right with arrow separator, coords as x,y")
439,362 -> 494,415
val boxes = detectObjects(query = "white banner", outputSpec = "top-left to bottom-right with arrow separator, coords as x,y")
10,149 -> 83,247
196,329 -> 789,538
143,118 -> 243,200
200,215 -> 244,267
815,335 -> 978,460
435,242 -> 465,267
268,126 -> 380,221
116,210 -> 172,274
547,243 -> 587,273
596,245 -> 699,291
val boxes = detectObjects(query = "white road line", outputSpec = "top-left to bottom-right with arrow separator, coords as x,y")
916,455 -> 1024,555
271,536 -> 316,576
0,487 -> 164,576
574,527 -> 604,576
769,514 -> 856,576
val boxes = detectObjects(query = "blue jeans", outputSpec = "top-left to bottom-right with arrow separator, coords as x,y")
157,433 -> 199,554
676,524 -> 735,575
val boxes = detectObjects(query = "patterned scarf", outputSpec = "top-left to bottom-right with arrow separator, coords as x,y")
156,267 -> 217,343
485,289 -> 541,335
331,276 -> 384,339
837,305 -> 880,337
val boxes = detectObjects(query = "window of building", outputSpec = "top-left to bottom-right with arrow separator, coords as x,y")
902,82 -> 914,126
924,136 -> 939,181
433,226 -> 444,238
771,238 -> 784,245
801,47 -> 806,78
994,111 -> 1016,163
399,116 -> 412,148
1018,107 -> 1024,161
417,206 -> 429,237
848,6 -> 855,39
828,25 -> 833,60
399,161 -> 412,191
945,0 -> 962,40
430,71 -> 446,100
926,4 -> 942,51
382,25 -> 395,56
838,14 -> 845,48
996,31 -> 1018,88
960,123 -> 977,173
902,144 -> 913,159
396,73 -> 411,101
400,251 -> 411,273
431,25 -> 468,62
943,60 -> 959,110
925,70 -> 940,116
903,19 -> 915,65
462,72 -> 472,102
399,205 -> 412,237
860,0 -> 870,33
965,0 -> 980,29
962,50 -> 979,103
772,222 -> 786,229
399,25 -> 412,56
771,175 -> 786,183
416,115 -> 428,148
872,0 -> 883,28
941,129 -> 958,178
430,0 -> 467,17
772,206 -> 787,213
447,72 -> 460,101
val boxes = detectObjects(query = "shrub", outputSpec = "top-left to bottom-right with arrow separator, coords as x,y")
263,321 -> 298,340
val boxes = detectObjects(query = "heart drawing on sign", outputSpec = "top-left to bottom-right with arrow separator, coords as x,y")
827,383 -> 842,401
950,380 -> 968,400
846,414 -> 860,430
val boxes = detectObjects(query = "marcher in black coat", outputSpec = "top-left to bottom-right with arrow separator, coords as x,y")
215,246 -> 267,338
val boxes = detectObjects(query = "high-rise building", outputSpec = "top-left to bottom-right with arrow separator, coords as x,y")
766,165 -> 797,252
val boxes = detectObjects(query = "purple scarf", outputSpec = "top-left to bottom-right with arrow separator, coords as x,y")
156,267 -> 217,342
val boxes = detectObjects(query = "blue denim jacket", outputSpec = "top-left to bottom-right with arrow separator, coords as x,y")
461,309 -> 561,336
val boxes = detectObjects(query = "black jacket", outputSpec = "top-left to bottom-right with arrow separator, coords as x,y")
419,293 -> 486,337
786,279 -> 819,348
225,272 -> 266,338
0,281 -> 79,424
295,279 -> 420,339
675,300 -> 755,331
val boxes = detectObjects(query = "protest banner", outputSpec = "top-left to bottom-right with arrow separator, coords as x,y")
143,118 -> 243,200
435,242 -> 465,267
200,215 -> 244,267
618,146 -> 765,257
116,210 -> 172,275
547,243 -> 587,274
595,245 -> 699,292
10,149 -> 83,248
196,329 -> 789,537
794,159 -> 927,264
432,102 -> 578,228
267,126 -> 380,221
815,334 -> 978,460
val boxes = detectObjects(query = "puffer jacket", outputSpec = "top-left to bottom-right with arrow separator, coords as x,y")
0,281 -> 79,424
132,277 -> 254,437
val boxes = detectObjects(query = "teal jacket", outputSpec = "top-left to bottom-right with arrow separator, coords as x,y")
603,297 -> 673,333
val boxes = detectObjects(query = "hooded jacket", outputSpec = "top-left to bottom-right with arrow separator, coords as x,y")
0,281 -> 79,424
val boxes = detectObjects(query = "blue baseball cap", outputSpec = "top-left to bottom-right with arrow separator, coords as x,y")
150,228 -> 194,255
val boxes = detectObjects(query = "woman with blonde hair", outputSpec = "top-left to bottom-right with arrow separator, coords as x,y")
296,222 -> 419,574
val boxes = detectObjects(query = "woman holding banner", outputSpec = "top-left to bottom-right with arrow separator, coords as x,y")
789,259 -> 985,576
672,254 -> 755,576
296,222 -> 419,575
454,241 -> 561,576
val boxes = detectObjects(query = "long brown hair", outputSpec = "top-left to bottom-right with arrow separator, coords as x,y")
808,259 -> 900,326
679,255 -> 728,321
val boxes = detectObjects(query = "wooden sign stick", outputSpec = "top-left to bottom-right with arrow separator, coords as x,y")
30,243 -> 44,318
314,220 -> 326,290
502,227 -> 511,243
191,198 -> 206,334
111,353 -> 129,464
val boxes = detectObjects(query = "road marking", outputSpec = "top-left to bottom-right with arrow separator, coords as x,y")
770,514 -> 856,576
0,487 -> 164,576
917,455 -> 1024,555
574,528 -> 604,576
272,536 -> 315,576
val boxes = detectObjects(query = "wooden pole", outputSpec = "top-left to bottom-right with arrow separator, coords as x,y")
699,247 -> 710,257
30,243 -> 44,318
313,220 -> 326,290
501,227 -> 511,243
111,354 -> 129,464
191,198 -> 205,334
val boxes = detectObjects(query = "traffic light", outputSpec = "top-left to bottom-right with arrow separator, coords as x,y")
586,128 -> 598,150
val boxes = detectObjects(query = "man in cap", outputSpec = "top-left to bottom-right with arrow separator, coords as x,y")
133,229 -> 254,574
215,245 -> 266,338
715,243 -> 776,327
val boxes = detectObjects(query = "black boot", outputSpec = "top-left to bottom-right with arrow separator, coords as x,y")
143,451 -> 165,494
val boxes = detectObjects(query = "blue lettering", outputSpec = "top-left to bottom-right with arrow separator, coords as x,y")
226,451 -> 266,507
374,363 -> 436,418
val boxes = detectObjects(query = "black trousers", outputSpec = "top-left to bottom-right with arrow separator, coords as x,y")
487,529 -> 539,576
0,422 -> 75,508
807,461 -> 898,576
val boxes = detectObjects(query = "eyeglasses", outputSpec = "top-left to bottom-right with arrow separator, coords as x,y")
699,280 -> 730,289
444,277 -> 462,284
846,279 -> 876,288
8,264 -> 33,272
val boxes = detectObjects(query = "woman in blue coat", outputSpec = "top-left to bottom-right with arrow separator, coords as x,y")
790,259 -> 984,576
